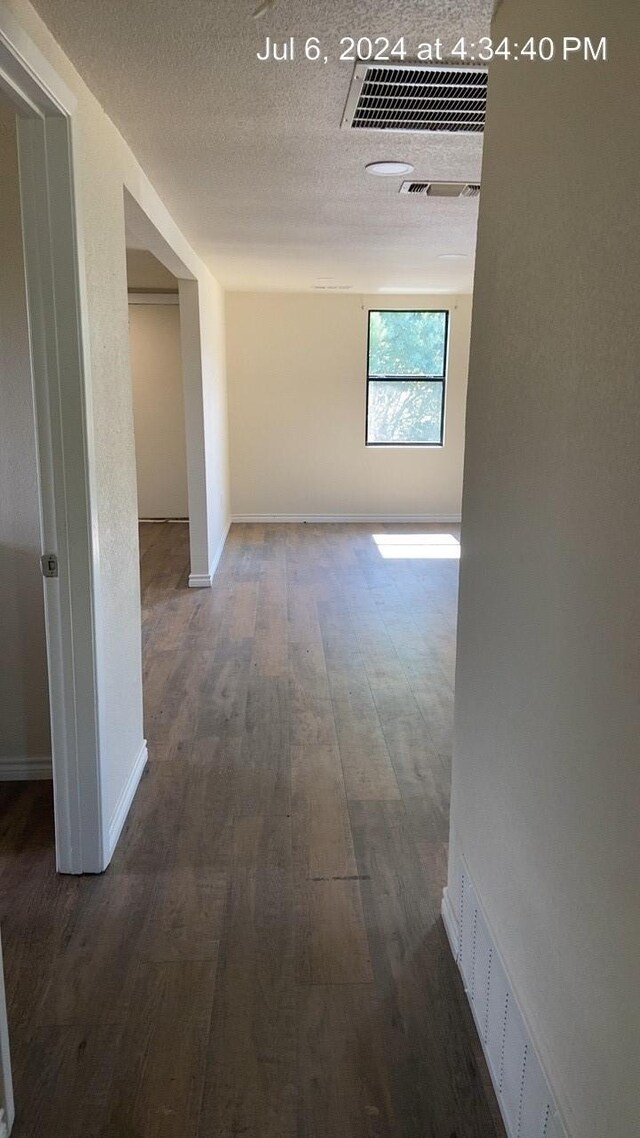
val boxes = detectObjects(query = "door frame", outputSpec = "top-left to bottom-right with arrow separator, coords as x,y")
0,931 -> 13,1135
0,3 -> 104,874
122,190 -> 214,587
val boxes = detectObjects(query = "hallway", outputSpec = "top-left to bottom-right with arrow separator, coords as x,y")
0,522 -> 503,1136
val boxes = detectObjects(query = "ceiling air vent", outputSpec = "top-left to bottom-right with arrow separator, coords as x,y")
400,181 -> 480,197
342,63 -> 487,133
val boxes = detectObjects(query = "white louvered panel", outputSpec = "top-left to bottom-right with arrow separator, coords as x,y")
519,1054 -> 552,1138
459,870 -> 478,990
542,1110 -> 567,1138
500,996 -> 529,1135
485,945 -> 510,1089
445,857 -> 569,1138
469,913 -> 492,1041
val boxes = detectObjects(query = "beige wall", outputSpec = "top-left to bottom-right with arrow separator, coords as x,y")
129,304 -> 188,518
0,100 -> 51,766
5,0 -> 229,829
226,292 -> 471,519
126,248 -> 178,292
448,2 -> 639,1135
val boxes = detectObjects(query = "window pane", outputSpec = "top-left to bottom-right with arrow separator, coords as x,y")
367,380 -> 443,445
368,310 -> 447,378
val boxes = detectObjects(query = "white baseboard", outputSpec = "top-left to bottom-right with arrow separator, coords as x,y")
188,572 -> 213,588
0,755 -> 52,781
442,861 -> 569,1138
231,513 -> 462,524
188,519 -> 230,588
106,739 -> 148,860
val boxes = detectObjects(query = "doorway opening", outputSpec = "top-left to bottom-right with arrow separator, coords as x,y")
0,10 -> 109,1123
127,251 -> 189,530
0,60 -> 101,885
122,189 -> 213,590
0,97 -> 52,791
120,194 -> 215,769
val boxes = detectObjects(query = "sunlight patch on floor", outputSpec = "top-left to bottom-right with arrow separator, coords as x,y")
373,533 -> 461,560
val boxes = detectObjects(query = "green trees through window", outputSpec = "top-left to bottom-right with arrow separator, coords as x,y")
366,310 -> 448,445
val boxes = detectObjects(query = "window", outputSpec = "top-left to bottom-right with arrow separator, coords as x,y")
366,309 -> 449,446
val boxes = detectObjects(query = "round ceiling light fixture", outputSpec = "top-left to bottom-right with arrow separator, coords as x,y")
437,253 -> 469,260
365,161 -> 414,177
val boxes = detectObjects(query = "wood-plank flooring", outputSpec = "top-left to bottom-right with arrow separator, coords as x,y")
0,521 -> 505,1137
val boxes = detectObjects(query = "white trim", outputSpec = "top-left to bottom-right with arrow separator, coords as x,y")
0,1 -> 76,115
0,933 -> 13,1135
441,886 -> 459,957
177,278 -> 212,581
188,519 -> 230,587
123,196 -> 214,586
442,861 -> 569,1138
210,519 -> 231,574
106,740 -> 148,860
231,514 -> 462,524
1,7 -> 105,875
0,757 -> 52,781
127,291 -> 179,305
188,573 -> 213,588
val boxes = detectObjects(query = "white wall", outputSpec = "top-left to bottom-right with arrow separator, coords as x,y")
4,0 -> 230,844
0,100 -> 51,771
129,304 -> 189,519
226,292 -> 471,520
447,2 -> 640,1135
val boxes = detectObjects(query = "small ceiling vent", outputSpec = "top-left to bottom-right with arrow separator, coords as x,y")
342,63 -> 487,133
400,181 -> 480,198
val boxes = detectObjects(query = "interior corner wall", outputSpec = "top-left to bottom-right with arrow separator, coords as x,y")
129,303 -> 189,519
447,2 -> 640,1135
225,292 -> 471,520
126,248 -> 178,291
4,0 -> 230,848
0,100 -> 51,769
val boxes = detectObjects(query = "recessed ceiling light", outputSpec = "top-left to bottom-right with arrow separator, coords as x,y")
437,253 -> 469,261
366,161 -> 414,177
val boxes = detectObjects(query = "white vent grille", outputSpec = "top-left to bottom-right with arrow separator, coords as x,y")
399,181 -> 480,198
342,63 -> 488,133
443,861 -> 568,1138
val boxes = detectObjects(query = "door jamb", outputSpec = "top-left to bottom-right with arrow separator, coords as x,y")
0,932 -> 12,1135
0,2 -> 105,875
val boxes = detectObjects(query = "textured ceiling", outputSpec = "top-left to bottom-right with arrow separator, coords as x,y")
31,0 -> 493,291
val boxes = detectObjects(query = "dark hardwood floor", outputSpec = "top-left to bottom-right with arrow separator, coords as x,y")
0,521 -> 504,1137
